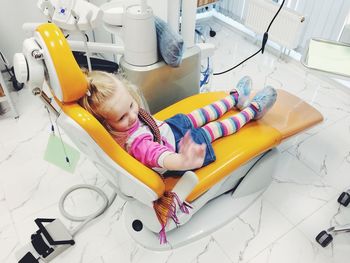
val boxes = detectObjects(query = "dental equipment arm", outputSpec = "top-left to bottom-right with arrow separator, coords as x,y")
39,0 -> 157,66
37,0 -> 102,31
67,40 -> 124,55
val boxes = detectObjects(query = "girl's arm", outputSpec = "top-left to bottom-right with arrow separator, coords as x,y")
128,134 -> 171,168
129,131 -> 206,171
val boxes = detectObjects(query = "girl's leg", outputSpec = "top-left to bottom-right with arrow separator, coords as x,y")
187,76 -> 252,128
202,86 -> 277,142
202,107 -> 256,142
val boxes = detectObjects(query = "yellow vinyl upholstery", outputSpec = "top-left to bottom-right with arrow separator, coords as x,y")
37,24 -> 87,103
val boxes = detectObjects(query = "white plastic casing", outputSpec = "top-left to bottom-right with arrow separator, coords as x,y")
13,38 -> 45,90
51,0 -> 103,31
99,1 -> 158,66
123,4 -> 157,66
13,53 -> 28,83
171,171 -> 199,203
181,0 -> 197,48
100,1 -> 125,26
167,0 -> 180,33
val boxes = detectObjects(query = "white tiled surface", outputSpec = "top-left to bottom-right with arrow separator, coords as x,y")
1,18 -> 350,262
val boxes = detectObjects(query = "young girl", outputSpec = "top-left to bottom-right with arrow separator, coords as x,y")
78,70 -> 277,176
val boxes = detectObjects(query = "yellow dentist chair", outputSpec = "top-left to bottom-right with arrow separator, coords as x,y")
14,23 -> 323,250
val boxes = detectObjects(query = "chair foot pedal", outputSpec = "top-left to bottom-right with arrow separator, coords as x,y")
315,230 -> 333,247
337,192 -> 350,207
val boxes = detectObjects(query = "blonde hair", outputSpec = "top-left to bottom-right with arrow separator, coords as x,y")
78,69 -> 143,147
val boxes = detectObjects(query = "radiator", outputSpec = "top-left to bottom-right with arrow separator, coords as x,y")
245,0 -> 305,49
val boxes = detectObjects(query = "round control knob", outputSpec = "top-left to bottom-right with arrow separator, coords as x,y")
132,220 -> 143,232
13,53 -> 28,84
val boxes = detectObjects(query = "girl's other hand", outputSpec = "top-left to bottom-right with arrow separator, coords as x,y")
178,131 -> 206,170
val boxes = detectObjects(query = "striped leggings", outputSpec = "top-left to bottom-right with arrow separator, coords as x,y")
186,94 -> 258,142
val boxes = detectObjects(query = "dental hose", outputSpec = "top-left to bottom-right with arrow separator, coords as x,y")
51,114 -> 120,237
213,0 -> 286,76
58,183 -> 117,236
71,10 -> 93,72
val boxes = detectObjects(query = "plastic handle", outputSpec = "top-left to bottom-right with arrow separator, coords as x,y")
171,171 -> 199,202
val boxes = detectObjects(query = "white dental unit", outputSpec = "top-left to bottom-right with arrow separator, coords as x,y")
35,0 -> 208,113
12,0 -> 323,261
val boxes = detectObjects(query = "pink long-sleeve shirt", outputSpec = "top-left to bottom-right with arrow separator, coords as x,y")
114,117 -> 176,174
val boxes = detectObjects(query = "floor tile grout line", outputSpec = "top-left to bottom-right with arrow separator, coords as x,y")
244,196 -> 338,263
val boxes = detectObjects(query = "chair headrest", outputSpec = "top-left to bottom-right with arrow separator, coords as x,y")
36,23 -> 87,103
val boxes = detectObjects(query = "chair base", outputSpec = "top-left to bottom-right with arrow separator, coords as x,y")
123,149 -> 279,251
124,188 -> 264,251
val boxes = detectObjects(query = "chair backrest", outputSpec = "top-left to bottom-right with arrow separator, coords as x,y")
35,23 -> 165,198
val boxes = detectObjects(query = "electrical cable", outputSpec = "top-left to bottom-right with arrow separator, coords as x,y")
55,115 -> 71,165
213,0 -> 286,76
45,106 -> 56,135
195,28 -> 212,90
200,57 -> 210,88
0,51 -> 14,78
0,51 -> 24,91
84,33 -> 89,42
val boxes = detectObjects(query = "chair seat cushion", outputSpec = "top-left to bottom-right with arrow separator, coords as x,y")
155,90 -> 322,201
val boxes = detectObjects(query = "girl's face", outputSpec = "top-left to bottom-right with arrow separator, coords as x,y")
99,81 -> 139,132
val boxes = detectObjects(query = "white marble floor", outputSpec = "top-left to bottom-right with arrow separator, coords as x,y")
1,18 -> 350,263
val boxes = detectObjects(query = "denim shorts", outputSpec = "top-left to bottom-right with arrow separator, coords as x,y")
163,114 -> 216,177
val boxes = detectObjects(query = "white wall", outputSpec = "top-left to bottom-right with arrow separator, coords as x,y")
215,0 -> 350,51
291,0 -> 350,49
0,0 -> 47,61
